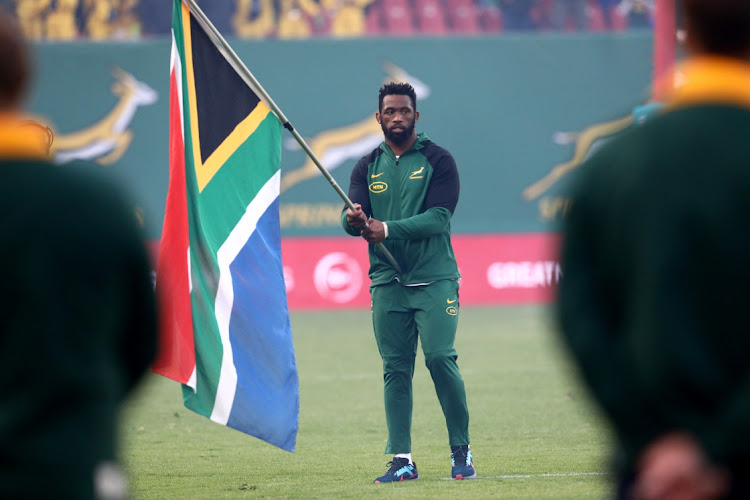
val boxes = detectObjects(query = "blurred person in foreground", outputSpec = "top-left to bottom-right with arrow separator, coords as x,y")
342,82 -> 474,483
557,0 -> 750,498
0,8 -> 158,500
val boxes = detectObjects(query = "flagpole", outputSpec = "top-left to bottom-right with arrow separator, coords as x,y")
182,0 -> 404,274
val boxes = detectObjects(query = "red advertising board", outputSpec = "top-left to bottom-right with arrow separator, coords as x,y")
281,233 -> 561,310
149,233 -> 561,310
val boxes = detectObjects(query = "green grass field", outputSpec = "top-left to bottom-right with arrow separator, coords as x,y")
121,305 -> 614,499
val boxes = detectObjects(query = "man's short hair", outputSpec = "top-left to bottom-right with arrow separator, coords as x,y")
682,0 -> 750,57
378,82 -> 417,113
0,9 -> 29,108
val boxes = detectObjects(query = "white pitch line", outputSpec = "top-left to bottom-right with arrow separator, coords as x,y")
494,472 -> 610,479
439,472 -> 610,481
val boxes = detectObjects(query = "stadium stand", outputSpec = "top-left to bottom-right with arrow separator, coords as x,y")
364,1 -> 384,34
477,2 -> 502,33
587,2 -> 628,31
446,0 -> 479,34
382,0 -> 415,35
414,0 -> 447,35
7,0 -> 646,39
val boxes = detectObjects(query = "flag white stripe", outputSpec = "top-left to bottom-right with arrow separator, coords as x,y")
185,247 -> 197,391
187,365 -> 197,392
170,31 -> 185,141
210,171 -> 281,425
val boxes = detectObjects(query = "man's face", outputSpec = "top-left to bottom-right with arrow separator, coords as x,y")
377,94 -> 418,145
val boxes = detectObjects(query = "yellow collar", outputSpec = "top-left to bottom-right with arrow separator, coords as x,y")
664,56 -> 750,110
0,114 -> 52,160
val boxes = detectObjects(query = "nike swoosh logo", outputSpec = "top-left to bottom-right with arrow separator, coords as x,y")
447,298 -> 457,304
371,172 -> 385,178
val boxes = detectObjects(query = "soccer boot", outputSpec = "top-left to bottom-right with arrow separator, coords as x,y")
374,457 -> 419,483
451,445 -> 477,479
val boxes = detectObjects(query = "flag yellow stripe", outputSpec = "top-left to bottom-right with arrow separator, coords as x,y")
182,3 -> 202,191
181,3 -> 270,192
196,103 -> 270,192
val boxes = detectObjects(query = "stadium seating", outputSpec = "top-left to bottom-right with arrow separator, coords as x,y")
365,2 -> 384,34
446,0 -> 479,34
414,0 -> 448,35
382,0 -> 416,35
477,3 -> 502,33
587,2 -> 628,31
9,0 -> 641,39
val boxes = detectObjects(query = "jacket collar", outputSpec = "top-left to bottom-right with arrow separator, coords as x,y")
0,113 -> 52,161
664,56 -> 750,110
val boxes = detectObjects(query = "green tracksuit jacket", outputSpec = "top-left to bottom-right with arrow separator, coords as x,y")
558,57 -> 750,477
0,156 -> 158,499
341,133 -> 461,285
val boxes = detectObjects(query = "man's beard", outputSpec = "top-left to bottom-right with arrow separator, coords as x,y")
382,121 -> 415,145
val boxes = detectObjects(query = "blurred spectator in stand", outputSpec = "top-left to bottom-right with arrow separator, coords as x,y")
617,0 -> 653,29
45,0 -> 77,40
598,0 -> 619,30
137,0 -> 171,36
113,0 -> 141,38
277,0 -> 320,38
498,0 -> 537,30
233,0 -> 276,37
83,0 -> 114,39
322,0 -> 373,37
14,0 -> 51,40
14,0 -> 141,40
476,0 -> 503,33
551,0 -> 587,31
195,0 -> 233,36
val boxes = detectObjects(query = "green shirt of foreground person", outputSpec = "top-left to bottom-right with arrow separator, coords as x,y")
0,9 -> 158,500
558,1 -> 750,498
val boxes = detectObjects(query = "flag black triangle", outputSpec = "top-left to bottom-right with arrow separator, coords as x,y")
189,14 -> 260,164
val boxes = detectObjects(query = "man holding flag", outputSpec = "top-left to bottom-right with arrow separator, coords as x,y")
343,82 -> 475,483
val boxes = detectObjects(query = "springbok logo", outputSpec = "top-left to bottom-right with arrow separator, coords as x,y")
280,62 -> 431,193
522,114 -> 633,201
51,67 -> 158,165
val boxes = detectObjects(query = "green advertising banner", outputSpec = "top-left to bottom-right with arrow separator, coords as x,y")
28,34 -> 652,239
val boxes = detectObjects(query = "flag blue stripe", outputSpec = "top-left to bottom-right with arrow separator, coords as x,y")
225,198 -> 299,452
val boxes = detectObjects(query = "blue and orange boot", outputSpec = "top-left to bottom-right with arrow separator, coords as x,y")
451,445 -> 477,479
374,457 -> 419,483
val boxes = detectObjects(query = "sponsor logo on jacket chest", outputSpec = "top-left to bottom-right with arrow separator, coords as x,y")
369,181 -> 388,193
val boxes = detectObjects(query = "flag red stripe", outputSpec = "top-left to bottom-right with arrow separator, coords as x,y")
152,60 -> 196,384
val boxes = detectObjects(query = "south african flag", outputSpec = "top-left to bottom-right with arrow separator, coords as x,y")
152,0 -> 299,452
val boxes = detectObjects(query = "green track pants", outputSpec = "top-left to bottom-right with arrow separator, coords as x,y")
370,279 -> 470,454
